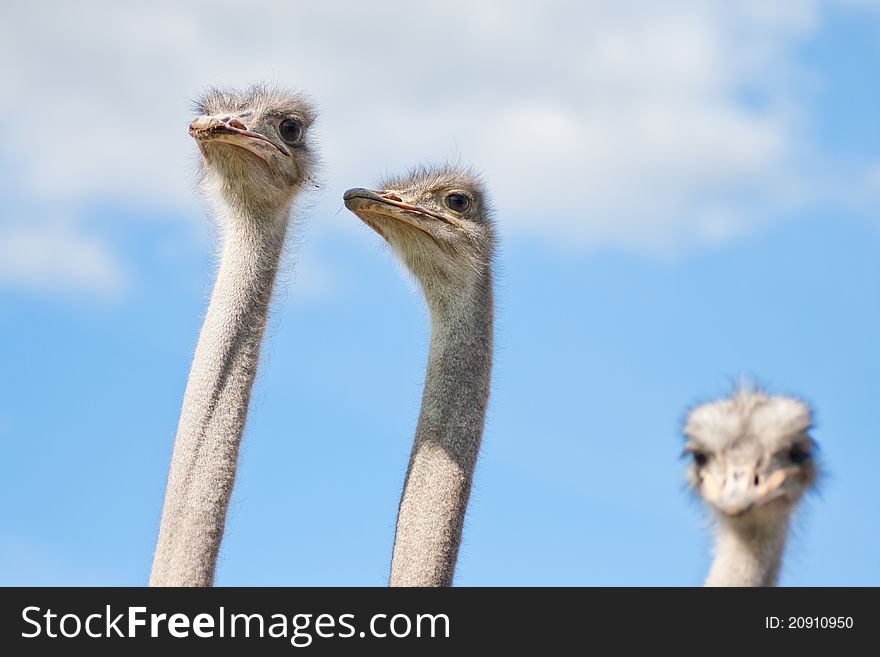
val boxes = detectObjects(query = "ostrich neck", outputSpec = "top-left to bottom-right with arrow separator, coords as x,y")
389,272 -> 494,587
150,195 -> 292,587
705,516 -> 789,587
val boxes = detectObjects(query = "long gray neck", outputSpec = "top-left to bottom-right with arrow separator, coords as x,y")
389,271 -> 494,586
150,195 -> 292,586
704,516 -> 789,587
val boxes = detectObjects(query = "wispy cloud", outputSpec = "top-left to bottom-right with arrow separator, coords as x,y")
0,1 -> 875,296
0,221 -> 126,298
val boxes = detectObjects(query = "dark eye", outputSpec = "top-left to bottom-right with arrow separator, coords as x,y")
788,443 -> 811,465
445,193 -> 470,212
279,118 -> 303,144
691,451 -> 709,468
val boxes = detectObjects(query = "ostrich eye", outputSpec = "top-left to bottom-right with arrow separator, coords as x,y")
445,193 -> 470,213
691,451 -> 709,468
788,443 -> 811,465
279,118 -> 303,144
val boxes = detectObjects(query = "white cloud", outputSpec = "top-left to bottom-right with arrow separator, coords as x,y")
0,0 -> 874,295
865,163 -> 880,196
0,221 -> 126,298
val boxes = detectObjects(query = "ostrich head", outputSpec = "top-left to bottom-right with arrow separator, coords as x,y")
190,85 -> 317,213
684,388 -> 819,528
343,165 -> 495,304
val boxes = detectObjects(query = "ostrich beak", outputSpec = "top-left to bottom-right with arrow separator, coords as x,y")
189,116 -> 289,162
705,467 -> 793,517
343,188 -> 449,238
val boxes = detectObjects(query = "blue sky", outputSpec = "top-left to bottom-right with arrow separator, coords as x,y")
1,1 -> 878,585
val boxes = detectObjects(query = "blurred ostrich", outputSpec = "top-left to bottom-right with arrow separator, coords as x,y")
150,85 -> 318,586
344,165 -> 495,586
683,388 -> 819,586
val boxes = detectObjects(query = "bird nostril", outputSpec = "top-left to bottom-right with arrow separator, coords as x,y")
382,192 -> 403,202
227,118 -> 247,131
754,475 -> 760,486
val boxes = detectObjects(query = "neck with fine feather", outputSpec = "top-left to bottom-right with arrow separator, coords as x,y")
150,192 -> 293,586
389,268 -> 494,587
705,514 -> 789,587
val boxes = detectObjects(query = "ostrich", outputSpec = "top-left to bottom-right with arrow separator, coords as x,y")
683,388 -> 819,586
344,165 -> 495,587
150,85 -> 318,586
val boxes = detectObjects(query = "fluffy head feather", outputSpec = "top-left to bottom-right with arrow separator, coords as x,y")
684,387 -> 819,524
343,163 -> 495,307
190,84 -> 318,216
